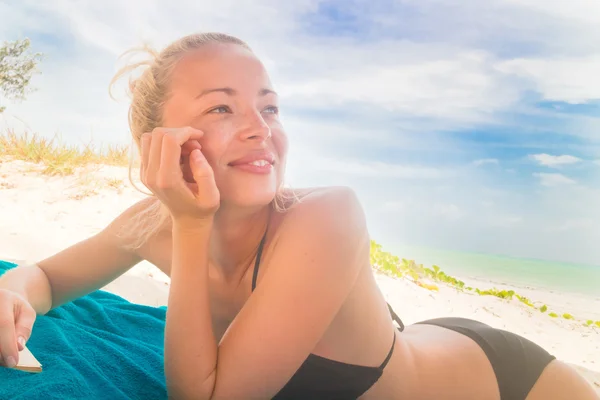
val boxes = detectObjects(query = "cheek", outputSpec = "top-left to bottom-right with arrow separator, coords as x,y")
273,129 -> 288,160
272,130 -> 288,184
195,124 -> 233,167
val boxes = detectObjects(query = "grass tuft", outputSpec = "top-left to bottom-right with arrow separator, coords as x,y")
0,129 -> 130,175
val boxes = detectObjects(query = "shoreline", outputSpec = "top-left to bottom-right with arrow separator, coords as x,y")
455,275 -> 600,322
451,272 -> 599,299
389,244 -> 600,298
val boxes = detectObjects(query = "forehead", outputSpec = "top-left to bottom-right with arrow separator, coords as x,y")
169,43 -> 273,93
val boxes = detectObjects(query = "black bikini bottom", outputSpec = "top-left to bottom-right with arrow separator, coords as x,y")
415,317 -> 555,400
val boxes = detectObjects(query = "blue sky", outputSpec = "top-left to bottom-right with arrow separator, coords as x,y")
1,0 -> 599,265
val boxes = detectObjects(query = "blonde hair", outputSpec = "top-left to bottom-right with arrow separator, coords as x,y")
110,32 -> 298,250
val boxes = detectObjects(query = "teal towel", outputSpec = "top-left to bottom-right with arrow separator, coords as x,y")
0,260 -> 167,399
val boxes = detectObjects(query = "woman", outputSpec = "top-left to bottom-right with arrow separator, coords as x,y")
0,32 -> 596,400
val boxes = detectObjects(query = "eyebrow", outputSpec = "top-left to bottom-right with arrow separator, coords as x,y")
195,87 -> 277,99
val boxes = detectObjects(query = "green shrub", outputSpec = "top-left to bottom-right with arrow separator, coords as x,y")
368,240 -> 593,324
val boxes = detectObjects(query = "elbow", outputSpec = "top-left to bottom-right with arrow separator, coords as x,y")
166,367 -> 217,400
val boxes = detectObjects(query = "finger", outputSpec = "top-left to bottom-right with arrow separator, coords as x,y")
140,133 -> 152,181
189,149 -> 220,204
0,303 -> 18,368
14,305 -> 35,352
147,128 -> 167,182
159,128 -> 204,181
181,139 -> 202,157
189,148 -> 215,181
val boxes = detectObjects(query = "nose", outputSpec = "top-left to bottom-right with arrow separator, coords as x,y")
238,111 -> 271,141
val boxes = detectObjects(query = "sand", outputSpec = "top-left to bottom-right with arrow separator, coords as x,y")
1,158 -> 598,393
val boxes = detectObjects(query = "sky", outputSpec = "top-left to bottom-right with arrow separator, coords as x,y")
1,0 -> 599,265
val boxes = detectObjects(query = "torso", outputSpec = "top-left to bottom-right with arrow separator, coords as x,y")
131,189 -> 500,399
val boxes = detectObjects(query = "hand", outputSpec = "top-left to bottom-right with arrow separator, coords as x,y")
0,289 -> 36,368
141,127 -> 220,225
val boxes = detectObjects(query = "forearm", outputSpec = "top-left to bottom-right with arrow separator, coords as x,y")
165,220 -> 217,399
0,264 -> 52,315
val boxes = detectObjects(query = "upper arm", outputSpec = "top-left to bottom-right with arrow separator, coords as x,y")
212,187 -> 370,399
37,198 -> 154,309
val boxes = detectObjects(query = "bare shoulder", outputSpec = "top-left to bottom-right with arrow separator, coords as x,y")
276,186 -> 367,242
285,186 -> 364,218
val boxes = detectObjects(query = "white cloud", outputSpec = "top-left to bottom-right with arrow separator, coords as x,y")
431,203 -> 465,221
3,0 -> 600,265
382,201 -> 408,214
281,50 -> 521,125
377,200 -> 465,221
498,56 -> 600,103
533,172 -> 576,187
291,156 -> 449,180
550,218 -> 593,232
473,158 -> 499,166
486,214 -> 523,228
529,154 -> 582,168
501,0 -> 600,26
1,1 -> 522,146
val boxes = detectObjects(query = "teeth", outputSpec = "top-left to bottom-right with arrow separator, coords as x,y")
249,160 -> 269,167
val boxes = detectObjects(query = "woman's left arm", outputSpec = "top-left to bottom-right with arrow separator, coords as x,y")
165,187 -> 370,399
165,218 -> 217,399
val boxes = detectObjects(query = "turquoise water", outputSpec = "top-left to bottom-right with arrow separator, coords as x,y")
385,244 -> 600,297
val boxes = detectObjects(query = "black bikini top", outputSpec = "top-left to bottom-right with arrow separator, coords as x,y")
251,230 -> 405,400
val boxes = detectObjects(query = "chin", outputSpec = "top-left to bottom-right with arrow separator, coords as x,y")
216,168 -> 282,209
219,186 -> 278,209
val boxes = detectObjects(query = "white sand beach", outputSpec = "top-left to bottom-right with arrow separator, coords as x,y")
1,158 -> 598,393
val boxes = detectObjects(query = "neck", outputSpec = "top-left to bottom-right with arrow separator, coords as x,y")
209,203 -> 271,280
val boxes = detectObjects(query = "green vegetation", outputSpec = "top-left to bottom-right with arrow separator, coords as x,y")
370,240 -> 598,327
0,39 -> 128,176
476,288 -> 515,299
0,130 -> 129,175
0,38 -> 44,113
583,320 -> 600,328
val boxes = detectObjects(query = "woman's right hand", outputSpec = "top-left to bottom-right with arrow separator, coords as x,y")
0,289 -> 36,368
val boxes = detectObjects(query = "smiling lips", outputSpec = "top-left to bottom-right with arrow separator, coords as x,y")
228,151 -> 275,174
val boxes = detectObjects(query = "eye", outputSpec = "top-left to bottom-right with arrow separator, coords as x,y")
263,105 -> 279,115
208,105 -> 231,114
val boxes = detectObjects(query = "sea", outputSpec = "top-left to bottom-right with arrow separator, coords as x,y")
385,244 -> 600,297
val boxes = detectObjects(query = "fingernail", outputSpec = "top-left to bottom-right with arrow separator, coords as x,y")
5,356 -> 16,368
17,336 -> 25,348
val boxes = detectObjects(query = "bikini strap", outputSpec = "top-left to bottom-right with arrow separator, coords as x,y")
379,303 -> 404,370
387,302 -> 405,332
251,228 -> 269,292
379,329 -> 396,369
